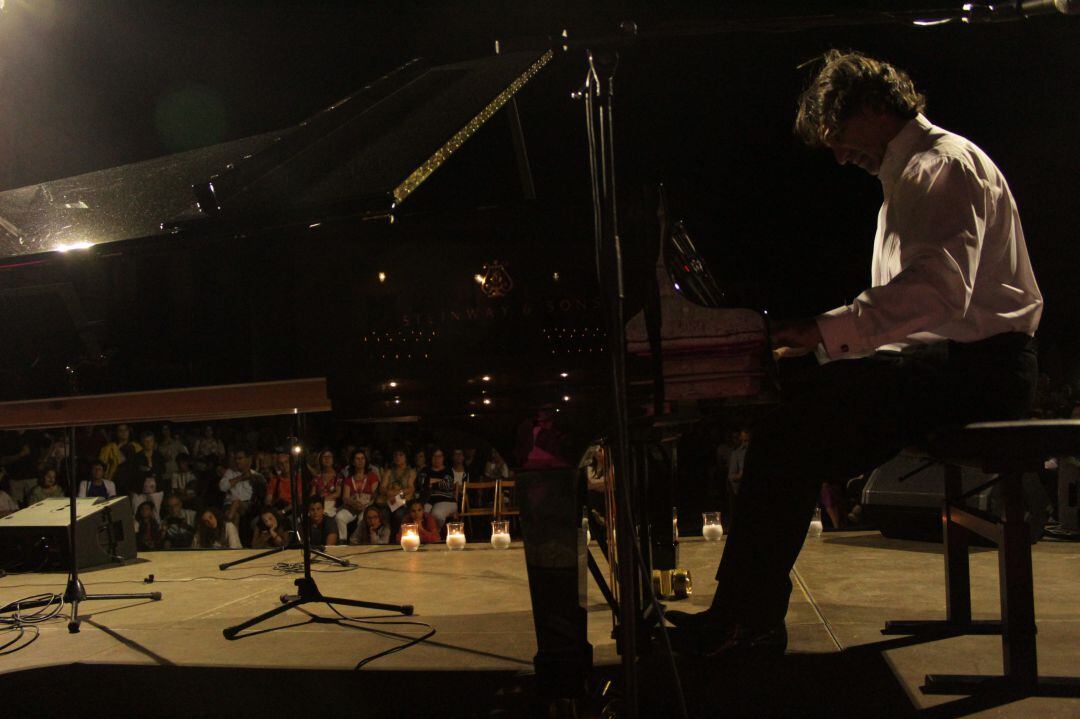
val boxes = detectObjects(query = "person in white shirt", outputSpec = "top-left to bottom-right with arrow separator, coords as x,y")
667,50 -> 1041,658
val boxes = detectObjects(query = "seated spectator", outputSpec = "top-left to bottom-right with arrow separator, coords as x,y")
424,449 -> 459,529
349,505 -> 391,545
252,508 -> 290,549
397,499 -> 440,544
135,500 -> 165,551
192,507 -> 242,549
78,460 -> 117,498
483,448 -> 511,481
379,449 -> 416,529
219,448 -> 260,524
158,424 -> 188,483
192,425 -> 225,471
161,495 -> 196,549
306,496 -> 338,547
309,449 -> 342,514
127,430 -> 167,498
28,468 -> 65,504
170,453 -> 199,505
336,449 -> 380,539
131,476 -> 164,520
99,423 -> 141,490
265,449 -> 295,512
0,476 -> 18,518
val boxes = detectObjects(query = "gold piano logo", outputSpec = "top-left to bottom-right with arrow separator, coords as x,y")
478,261 -> 514,298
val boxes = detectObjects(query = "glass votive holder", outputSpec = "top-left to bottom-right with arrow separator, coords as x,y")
702,512 -> 724,541
400,522 -> 420,552
490,519 -> 511,549
446,521 -> 466,550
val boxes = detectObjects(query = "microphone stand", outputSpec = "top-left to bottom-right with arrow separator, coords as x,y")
16,368 -> 162,631
222,414 -> 412,640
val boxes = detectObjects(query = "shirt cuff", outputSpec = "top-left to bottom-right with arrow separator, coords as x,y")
815,306 -> 862,359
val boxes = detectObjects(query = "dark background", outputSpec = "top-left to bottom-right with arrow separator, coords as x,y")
1,0 -> 1077,391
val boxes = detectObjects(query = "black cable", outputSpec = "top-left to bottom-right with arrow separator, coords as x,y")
0,591 -> 65,657
323,602 -> 436,670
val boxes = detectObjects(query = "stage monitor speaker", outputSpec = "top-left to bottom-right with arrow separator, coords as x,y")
0,496 -> 136,571
862,453 -> 1049,544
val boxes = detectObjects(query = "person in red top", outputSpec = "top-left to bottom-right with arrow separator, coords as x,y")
396,499 -> 440,544
265,449 -> 294,512
335,449 -> 380,539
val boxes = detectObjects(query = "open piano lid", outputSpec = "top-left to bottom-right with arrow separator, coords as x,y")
0,50 -> 552,261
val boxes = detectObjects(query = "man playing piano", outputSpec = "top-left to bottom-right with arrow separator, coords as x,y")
666,50 -> 1042,657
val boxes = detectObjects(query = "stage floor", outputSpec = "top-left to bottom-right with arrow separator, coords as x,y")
1,532 -> 1078,717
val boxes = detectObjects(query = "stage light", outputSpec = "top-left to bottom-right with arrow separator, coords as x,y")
474,273 -> 485,284
389,381 -> 398,388
560,372 -> 568,378
563,395 -> 571,402
482,398 -> 492,406
378,271 -> 387,283
292,444 -> 302,456
481,375 -> 491,382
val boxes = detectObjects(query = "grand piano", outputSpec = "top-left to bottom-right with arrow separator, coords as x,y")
0,45 -> 772,705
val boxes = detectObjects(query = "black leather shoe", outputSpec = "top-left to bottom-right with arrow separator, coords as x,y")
668,622 -> 787,660
663,608 -> 724,630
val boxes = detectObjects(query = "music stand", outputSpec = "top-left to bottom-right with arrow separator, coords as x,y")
18,426 -> 162,633
217,440 -> 347,570
222,427 -> 412,640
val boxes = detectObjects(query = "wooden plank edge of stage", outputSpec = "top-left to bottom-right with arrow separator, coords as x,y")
0,377 -> 331,429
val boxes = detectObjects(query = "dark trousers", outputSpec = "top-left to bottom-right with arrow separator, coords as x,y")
712,333 -> 1038,628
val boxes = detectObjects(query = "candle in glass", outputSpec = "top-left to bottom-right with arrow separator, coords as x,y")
400,523 -> 420,552
702,512 -> 724,541
446,521 -> 466,550
490,519 -> 511,549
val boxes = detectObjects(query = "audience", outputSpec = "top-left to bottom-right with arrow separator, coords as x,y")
350,505 -> 391,545
306,496 -> 338,547
379,449 -> 416,530
424,449 -> 459,529
28,468 -> 65,504
193,507 -> 242,549
135,500 -> 166,551
0,423 -> 523,552
78,460 -> 117,498
162,495 -> 196,548
336,449 -> 379,540
252,508 -> 290,549
397,499 -> 441,544
99,423 -> 141,490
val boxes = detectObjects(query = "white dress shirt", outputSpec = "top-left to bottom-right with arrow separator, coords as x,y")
816,114 -> 1042,359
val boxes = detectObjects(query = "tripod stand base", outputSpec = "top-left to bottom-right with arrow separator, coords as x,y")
222,576 -> 412,640
56,577 -> 162,634
218,537 -> 350,571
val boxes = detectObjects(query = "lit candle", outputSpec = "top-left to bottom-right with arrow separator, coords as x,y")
401,522 -> 420,552
446,521 -> 466,550
702,512 -> 724,541
491,519 -> 510,549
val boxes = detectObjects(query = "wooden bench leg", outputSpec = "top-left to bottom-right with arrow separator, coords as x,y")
999,472 -> 1038,686
943,464 -> 973,626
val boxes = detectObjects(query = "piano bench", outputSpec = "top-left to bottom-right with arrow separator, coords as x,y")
881,420 -> 1080,695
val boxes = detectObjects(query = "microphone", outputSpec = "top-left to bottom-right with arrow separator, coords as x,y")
1018,0 -> 1080,15
961,0 -> 1080,22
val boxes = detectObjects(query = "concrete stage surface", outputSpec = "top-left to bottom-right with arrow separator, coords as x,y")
1,532 -> 1078,718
